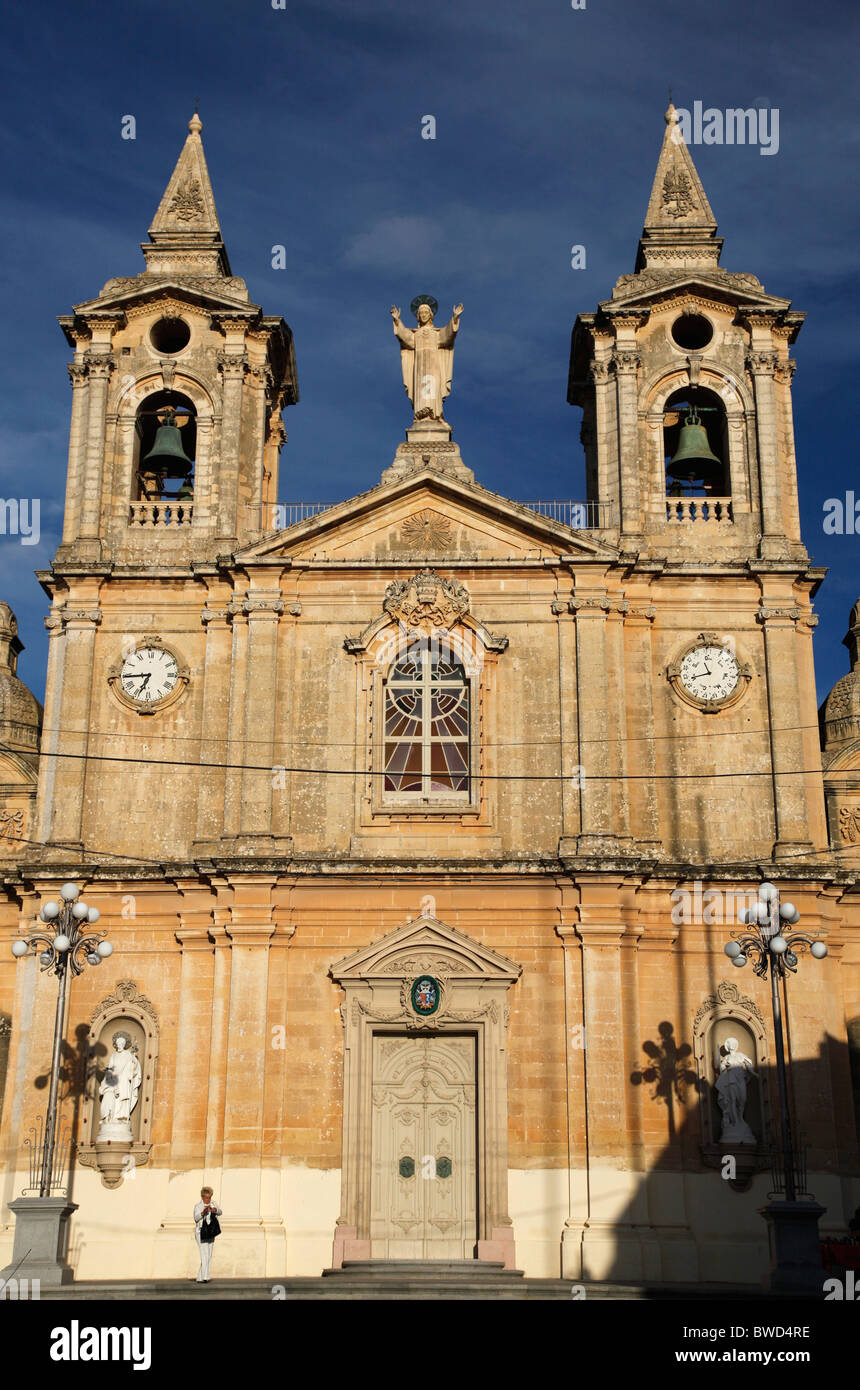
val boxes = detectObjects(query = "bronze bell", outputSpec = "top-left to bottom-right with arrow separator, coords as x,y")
666,408 -> 723,488
142,413 -> 194,476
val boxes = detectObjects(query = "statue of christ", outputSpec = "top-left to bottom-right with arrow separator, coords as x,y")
390,296 -> 463,423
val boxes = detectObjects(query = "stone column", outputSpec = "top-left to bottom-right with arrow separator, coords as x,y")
552,587 -> 579,852
237,591 -> 285,848
611,323 -> 644,541
78,352 -> 114,545
194,600 -> 234,851
41,603 -> 102,850
606,600 -> 633,848
215,350 -> 248,543
169,919 -> 216,1171
757,604 -> 815,858
204,906 -> 233,1176
61,360 -> 90,544
219,878 -> 276,1267
774,357 -> 803,544
623,605 -> 660,851
221,602 -> 249,842
746,329 -> 788,558
576,879 -> 643,1280
569,596 -> 620,855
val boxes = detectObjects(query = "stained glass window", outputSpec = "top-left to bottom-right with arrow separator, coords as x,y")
383,640 -> 470,799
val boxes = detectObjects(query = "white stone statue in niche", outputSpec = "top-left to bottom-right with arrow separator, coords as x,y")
97,1031 -> 142,1141
714,1036 -> 758,1144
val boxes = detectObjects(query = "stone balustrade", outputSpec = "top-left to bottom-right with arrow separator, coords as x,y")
129,501 -> 194,527
666,496 -> 733,523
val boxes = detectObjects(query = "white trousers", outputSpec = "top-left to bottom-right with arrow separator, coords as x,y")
195,1229 -> 214,1281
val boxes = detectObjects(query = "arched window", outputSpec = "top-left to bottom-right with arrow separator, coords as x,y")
664,385 -> 729,498
133,390 -> 196,502
383,639 -> 470,800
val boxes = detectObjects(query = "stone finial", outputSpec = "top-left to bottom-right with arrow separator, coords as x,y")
634,103 -> 723,273
141,110 -> 231,277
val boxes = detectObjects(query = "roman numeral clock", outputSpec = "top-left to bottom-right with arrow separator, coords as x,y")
107,637 -> 189,715
667,632 -> 753,713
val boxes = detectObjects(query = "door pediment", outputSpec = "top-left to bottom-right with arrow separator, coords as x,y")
330,915 -> 521,985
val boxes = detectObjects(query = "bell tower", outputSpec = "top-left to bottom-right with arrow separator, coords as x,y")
54,111 -> 298,566
568,104 -> 805,563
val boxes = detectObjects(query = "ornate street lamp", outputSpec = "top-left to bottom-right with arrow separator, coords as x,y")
723,882 -> 828,1291
1,882 -> 112,1287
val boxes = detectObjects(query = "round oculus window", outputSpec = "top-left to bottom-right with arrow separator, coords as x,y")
149,317 -> 191,354
671,314 -> 713,351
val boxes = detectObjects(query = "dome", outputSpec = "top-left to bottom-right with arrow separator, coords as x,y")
0,604 -> 42,760
821,598 -> 860,750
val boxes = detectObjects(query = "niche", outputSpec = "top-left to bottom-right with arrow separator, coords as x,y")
693,981 -> 771,1188
77,980 -> 159,1189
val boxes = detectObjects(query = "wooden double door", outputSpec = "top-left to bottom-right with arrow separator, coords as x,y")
370,1034 -> 477,1259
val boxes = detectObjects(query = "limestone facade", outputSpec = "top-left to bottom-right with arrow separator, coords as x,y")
0,109 -> 858,1285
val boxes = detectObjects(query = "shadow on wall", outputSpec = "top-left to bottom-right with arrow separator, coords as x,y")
593,1023 -> 860,1289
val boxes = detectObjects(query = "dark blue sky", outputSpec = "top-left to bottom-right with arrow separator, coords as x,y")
2,0 -> 857,704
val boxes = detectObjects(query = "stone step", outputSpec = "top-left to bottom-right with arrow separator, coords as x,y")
324,1259 -> 520,1277
34,1274 -> 776,1301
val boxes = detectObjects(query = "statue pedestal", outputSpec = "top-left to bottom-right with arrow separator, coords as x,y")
382,434 -> 474,486
759,1200 -> 826,1292
1,1197 -> 78,1287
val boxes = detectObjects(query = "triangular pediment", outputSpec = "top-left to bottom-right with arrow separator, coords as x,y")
604,270 -> 792,316
66,276 -> 254,321
236,468 -> 617,565
330,916 -> 521,983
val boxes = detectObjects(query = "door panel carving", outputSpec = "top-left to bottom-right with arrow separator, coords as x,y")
370,1035 -> 476,1258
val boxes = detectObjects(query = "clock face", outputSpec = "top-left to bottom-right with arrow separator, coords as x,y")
679,645 -> 740,704
119,646 -> 179,705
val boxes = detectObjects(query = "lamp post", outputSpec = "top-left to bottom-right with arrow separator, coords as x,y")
1,881 -> 112,1287
723,881 -> 828,1291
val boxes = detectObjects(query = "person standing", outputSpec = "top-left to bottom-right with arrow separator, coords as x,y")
193,1187 -> 222,1283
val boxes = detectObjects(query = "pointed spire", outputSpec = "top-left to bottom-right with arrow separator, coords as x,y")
635,103 -> 723,273
141,110 -> 232,278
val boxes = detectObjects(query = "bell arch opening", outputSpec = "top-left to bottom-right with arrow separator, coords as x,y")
663,385 -> 729,498
133,390 -> 197,503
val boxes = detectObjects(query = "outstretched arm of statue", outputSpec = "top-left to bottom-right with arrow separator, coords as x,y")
392,315 -> 414,348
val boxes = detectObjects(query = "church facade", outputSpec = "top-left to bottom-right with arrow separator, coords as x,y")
0,107 -> 858,1285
